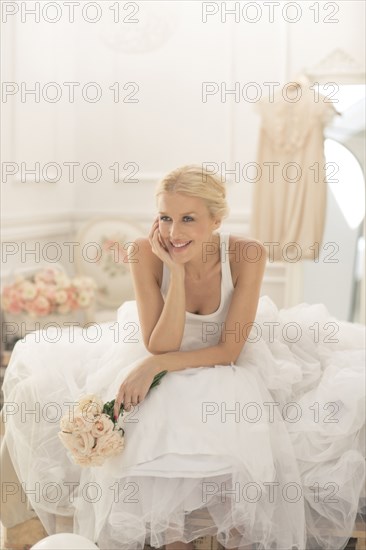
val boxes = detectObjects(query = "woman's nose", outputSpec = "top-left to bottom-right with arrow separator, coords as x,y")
169,222 -> 181,238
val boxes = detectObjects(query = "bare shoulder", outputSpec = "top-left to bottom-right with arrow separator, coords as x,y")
228,234 -> 266,254
129,236 -> 162,286
227,234 -> 267,287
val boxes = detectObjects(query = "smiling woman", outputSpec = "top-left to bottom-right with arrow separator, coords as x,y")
2,164 -> 365,550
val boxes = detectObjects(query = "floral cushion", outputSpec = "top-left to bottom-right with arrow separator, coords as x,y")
74,218 -> 145,309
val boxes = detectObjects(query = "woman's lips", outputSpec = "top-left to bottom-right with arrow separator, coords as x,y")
170,240 -> 192,251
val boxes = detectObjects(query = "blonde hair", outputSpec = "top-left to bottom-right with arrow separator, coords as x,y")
155,164 -> 229,222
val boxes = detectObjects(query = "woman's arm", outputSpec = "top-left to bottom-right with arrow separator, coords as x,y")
129,221 -> 187,354
148,240 -> 267,373
148,267 -> 186,354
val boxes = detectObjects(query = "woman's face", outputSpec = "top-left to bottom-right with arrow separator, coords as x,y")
157,192 -> 220,261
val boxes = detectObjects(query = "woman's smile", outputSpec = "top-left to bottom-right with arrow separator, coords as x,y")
169,240 -> 193,251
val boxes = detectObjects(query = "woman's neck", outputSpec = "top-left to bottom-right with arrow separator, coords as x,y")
184,232 -> 221,281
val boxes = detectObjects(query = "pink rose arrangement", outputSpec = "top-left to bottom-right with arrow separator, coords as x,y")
58,370 -> 167,467
1,267 -> 97,317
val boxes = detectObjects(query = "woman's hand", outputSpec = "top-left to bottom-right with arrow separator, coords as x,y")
113,357 -> 159,418
149,216 -> 184,274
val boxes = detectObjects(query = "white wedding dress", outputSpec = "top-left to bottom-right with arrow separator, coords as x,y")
2,232 -> 365,550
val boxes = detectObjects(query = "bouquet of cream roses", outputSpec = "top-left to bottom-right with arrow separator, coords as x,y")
58,370 -> 167,467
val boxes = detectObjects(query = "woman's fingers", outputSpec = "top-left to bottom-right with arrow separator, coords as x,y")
113,396 -> 122,419
150,228 -> 168,258
148,216 -> 178,271
125,394 -> 140,412
149,228 -> 160,253
114,383 -> 126,417
149,229 -> 159,254
114,388 -> 141,418
158,231 -> 168,251
153,228 -> 163,250
148,216 -> 169,255
148,217 -> 159,242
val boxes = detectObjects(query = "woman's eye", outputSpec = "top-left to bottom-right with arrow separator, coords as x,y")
160,216 -> 194,222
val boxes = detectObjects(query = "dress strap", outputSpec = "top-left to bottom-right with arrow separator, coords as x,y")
220,232 -> 235,292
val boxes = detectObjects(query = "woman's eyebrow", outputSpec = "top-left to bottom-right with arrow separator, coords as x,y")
159,211 -> 197,215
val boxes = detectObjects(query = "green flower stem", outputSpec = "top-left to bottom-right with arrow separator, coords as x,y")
103,370 -> 168,424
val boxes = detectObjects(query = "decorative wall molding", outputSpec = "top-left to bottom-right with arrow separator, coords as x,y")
305,48 -> 365,84
10,172 -> 165,186
98,3 -> 180,54
1,215 -> 74,241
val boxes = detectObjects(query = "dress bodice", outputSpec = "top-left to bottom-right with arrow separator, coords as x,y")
160,231 -> 235,351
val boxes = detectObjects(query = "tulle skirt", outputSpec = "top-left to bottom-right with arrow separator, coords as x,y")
2,296 -> 365,550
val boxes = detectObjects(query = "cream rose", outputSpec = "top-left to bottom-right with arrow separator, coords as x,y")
72,277 -> 87,288
19,281 -> 37,301
94,431 -> 125,458
90,414 -> 114,438
76,290 -> 91,308
59,430 -> 95,456
71,431 -> 95,456
72,414 -> 93,433
54,289 -> 68,305
59,415 -> 74,433
35,280 -> 46,292
75,394 -> 104,420
54,272 -> 71,288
